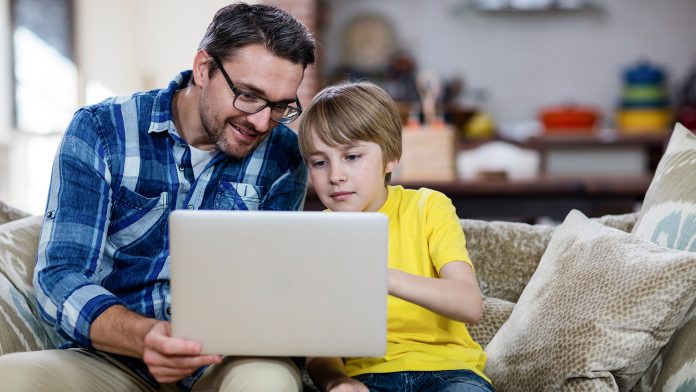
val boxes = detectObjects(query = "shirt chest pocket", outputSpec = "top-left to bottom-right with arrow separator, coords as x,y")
214,181 -> 263,211
108,188 -> 169,257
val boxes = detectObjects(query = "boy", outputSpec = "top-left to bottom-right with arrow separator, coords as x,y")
298,82 -> 494,392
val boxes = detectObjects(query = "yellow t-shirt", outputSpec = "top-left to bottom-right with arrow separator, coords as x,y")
343,185 -> 489,383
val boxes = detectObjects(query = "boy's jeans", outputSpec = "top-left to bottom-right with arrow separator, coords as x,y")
353,369 -> 495,392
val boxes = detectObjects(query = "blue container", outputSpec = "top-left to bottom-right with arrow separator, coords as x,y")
623,61 -> 665,85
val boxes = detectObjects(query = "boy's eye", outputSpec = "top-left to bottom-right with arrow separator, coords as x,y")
311,160 -> 327,168
346,154 -> 361,161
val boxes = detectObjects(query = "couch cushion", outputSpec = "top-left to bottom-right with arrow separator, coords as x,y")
462,218 -> 554,303
485,210 -> 696,392
0,215 -> 61,354
467,296 -> 515,348
630,123 -> 696,392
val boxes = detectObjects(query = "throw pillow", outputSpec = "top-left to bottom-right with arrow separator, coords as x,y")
0,215 -> 60,354
485,210 -> 696,392
631,122 -> 696,392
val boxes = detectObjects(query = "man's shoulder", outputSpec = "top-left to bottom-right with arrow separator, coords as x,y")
82,89 -> 161,115
266,124 -> 302,156
269,124 -> 299,144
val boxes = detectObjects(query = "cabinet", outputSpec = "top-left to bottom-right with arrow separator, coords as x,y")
304,132 -> 666,222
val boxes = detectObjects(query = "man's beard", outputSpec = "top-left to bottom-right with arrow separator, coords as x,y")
199,97 -> 269,159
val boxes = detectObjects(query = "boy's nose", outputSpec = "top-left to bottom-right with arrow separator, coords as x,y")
329,165 -> 347,184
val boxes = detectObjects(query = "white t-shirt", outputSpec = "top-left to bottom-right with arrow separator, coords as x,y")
189,145 -> 217,179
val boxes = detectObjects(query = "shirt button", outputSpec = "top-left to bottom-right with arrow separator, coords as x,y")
166,306 -> 172,316
178,165 -> 185,171
187,205 -> 194,210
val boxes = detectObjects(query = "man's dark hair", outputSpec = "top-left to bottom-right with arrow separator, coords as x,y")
198,2 -> 316,80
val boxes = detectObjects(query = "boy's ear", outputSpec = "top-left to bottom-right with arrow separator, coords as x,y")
385,159 -> 399,174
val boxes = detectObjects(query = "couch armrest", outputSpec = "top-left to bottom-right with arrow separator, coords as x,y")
0,199 -> 30,225
0,215 -> 62,354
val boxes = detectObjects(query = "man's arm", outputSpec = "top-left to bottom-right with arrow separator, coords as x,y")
91,305 -> 221,383
34,108 -> 125,347
34,108 -> 220,383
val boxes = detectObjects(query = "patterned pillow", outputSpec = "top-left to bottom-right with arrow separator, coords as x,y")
0,215 -> 61,354
485,210 -> 696,392
631,123 -> 696,392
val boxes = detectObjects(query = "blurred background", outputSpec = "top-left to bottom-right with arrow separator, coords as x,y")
1,0 -> 695,221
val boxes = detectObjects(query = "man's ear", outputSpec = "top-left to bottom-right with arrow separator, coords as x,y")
192,50 -> 213,86
385,159 -> 399,174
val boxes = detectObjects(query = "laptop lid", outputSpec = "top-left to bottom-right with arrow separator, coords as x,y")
169,210 -> 388,357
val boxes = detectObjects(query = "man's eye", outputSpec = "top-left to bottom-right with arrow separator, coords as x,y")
238,92 -> 259,103
271,105 -> 288,114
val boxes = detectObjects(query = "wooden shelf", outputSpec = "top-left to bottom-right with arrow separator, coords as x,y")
304,175 -> 653,222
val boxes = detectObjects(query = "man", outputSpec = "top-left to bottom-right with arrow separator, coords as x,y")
0,3 -> 316,391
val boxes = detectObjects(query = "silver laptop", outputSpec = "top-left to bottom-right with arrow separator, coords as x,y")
169,209 -> 388,357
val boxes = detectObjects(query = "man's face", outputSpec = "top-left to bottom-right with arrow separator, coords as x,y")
199,44 -> 304,159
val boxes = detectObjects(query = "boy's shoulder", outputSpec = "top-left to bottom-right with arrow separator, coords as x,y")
392,185 -> 450,203
389,186 -> 453,213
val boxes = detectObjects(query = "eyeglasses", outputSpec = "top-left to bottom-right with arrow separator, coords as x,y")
212,56 -> 302,124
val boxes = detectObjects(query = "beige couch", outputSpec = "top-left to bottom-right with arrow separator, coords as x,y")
2,197 -> 695,391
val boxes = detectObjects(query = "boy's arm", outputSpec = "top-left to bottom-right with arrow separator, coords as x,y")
306,357 -> 368,392
388,261 -> 483,323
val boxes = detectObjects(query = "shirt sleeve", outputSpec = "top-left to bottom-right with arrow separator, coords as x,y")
424,191 -> 473,273
33,108 -> 125,348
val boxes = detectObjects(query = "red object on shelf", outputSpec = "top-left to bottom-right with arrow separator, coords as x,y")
539,104 -> 600,134
678,106 -> 696,132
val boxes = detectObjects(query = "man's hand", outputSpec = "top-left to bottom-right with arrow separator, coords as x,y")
143,321 -> 222,383
325,376 -> 369,392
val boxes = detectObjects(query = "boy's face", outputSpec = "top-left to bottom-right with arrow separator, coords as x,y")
306,132 -> 397,212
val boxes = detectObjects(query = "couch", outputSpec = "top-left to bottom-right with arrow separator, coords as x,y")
1,200 -> 694,392
2,125 -> 696,391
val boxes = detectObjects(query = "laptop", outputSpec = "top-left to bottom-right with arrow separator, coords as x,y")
169,209 -> 388,357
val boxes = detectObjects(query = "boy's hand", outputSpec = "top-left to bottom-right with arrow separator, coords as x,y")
326,376 -> 369,392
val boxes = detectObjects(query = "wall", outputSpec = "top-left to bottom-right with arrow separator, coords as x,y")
76,0 -> 237,103
0,0 -> 12,139
0,0 -> 259,214
322,0 -> 696,125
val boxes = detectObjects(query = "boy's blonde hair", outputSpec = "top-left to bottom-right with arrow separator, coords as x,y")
298,81 -> 402,184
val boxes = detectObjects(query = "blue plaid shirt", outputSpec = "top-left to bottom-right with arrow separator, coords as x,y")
33,71 -> 307,387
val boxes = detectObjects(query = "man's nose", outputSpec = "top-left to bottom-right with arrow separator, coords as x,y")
246,107 -> 273,132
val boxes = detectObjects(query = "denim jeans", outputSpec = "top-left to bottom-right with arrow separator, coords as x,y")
353,370 -> 495,392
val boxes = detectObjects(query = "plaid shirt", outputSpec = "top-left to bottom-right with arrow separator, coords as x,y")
33,71 -> 307,387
